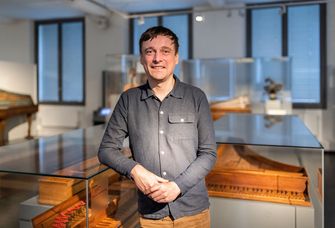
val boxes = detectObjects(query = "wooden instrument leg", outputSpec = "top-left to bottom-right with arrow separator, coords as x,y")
26,114 -> 33,139
0,120 -> 5,145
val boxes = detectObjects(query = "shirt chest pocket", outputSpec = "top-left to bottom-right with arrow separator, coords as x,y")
168,113 -> 197,140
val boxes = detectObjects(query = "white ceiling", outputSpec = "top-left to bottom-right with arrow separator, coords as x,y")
0,0 -> 296,21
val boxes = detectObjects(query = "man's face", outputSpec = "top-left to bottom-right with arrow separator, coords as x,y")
140,35 -> 179,83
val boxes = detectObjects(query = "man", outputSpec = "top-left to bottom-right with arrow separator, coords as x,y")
98,26 -> 216,227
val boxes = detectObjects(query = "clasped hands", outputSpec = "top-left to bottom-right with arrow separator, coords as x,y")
130,164 -> 181,203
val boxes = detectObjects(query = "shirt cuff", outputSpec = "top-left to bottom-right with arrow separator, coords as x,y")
173,177 -> 189,195
124,159 -> 139,180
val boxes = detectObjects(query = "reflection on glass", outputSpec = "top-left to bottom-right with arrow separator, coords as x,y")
214,113 -> 322,148
0,125 -> 106,179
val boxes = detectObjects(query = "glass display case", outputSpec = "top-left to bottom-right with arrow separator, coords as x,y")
181,58 -> 252,103
181,57 -> 292,115
209,113 -> 323,228
94,54 -> 146,125
0,113 -> 323,228
0,125 -> 138,228
103,54 -> 146,109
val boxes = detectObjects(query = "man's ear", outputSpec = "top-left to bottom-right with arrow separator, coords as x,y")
175,53 -> 179,65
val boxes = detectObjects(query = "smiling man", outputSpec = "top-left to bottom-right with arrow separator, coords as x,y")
98,26 -> 216,228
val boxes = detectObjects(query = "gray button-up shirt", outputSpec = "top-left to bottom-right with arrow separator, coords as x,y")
98,76 -> 216,220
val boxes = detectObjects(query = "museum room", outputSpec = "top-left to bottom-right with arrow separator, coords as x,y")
0,0 -> 333,227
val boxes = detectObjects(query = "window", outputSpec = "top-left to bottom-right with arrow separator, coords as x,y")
288,5 -> 322,105
130,13 -> 191,76
247,3 -> 326,108
36,18 -> 85,105
251,8 -> 282,57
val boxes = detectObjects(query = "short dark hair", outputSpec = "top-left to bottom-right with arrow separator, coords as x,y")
139,26 -> 179,54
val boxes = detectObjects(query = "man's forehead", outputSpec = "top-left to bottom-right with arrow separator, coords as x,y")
143,35 -> 174,46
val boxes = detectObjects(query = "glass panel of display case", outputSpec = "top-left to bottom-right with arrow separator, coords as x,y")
214,113 -> 321,148
181,58 -> 252,102
181,57 -> 292,115
250,57 -> 292,115
0,125 -> 107,178
0,124 -> 138,227
0,172 -> 137,227
103,54 -> 147,109
0,113 -> 323,227
208,113 -> 323,228
208,144 -> 322,228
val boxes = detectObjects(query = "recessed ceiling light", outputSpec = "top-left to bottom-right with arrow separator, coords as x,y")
195,15 -> 204,22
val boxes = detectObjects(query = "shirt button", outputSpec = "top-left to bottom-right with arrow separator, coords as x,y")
180,118 -> 185,122
162,171 -> 167,176
159,130 -> 164,134
160,111 -> 164,115
161,151 -> 165,155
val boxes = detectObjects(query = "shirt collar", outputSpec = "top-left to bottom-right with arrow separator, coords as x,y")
141,75 -> 184,100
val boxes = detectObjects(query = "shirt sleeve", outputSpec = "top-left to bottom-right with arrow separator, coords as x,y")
173,92 -> 217,194
98,92 -> 138,178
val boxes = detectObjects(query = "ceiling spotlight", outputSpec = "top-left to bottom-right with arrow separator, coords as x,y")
138,16 -> 145,25
195,15 -> 204,22
238,9 -> 245,17
279,5 -> 286,15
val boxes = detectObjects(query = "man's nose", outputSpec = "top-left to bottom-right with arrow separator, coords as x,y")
153,52 -> 162,62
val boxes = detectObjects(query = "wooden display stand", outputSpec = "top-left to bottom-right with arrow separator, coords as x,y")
206,144 -> 310,206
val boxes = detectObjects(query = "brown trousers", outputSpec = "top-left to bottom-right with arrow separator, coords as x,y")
139,209 -> 210,228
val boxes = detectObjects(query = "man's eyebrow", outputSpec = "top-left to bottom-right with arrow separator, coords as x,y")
161,46 -> 173,50
144,47 -> 154,52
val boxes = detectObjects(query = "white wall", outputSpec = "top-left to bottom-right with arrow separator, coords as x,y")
83,14 -> 129,127
0,20 -> 34,64
0,20 -> 36,140
0,60 -> 37,140
193,10 -> 245,58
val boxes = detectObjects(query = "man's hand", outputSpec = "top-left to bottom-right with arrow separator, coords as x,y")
148,181 -> 181,203
130,164 -> 168,195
